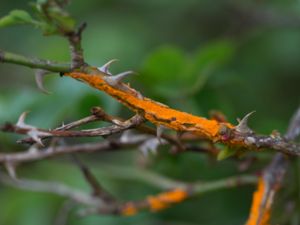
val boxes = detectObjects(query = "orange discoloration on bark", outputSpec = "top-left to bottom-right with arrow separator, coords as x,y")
245,178 -> 271,225
64,71 -> 234,140
121,202 -> 138,216
147,196 -> 169,212
147,188 -> 188,212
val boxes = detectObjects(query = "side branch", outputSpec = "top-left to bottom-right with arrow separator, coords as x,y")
0,140 -> 140,163
0,49 -> 71,72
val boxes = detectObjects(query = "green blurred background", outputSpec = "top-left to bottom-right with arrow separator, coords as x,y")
0,0 -> 300,224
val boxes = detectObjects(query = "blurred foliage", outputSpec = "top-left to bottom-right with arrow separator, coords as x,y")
1,0 -> 300,225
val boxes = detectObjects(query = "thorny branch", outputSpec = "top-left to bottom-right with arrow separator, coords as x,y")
1,111 -> 144,145
0,0 -> 300,222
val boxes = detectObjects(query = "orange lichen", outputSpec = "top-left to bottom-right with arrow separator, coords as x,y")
245,178 -> 271,225
147,188 -> 188,212
147,196 -> 169,212
121,202 -> 138,216
64,71 -> 234,141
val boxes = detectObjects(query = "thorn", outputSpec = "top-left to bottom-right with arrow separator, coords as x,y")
104,71 -> 136,87
16,111 -> 30,127
35,69 -> 51,94
16,112 -> 48,146
27,130 -> 44,146
98,59 -> 119,75
235,111 -> 255,134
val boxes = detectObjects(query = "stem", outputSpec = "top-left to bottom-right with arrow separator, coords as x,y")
193,175 -> 257,194
0,49 -> 71,72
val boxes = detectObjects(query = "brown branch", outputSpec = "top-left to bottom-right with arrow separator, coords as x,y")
65,22 -> 87,69
0,171 -> 100,206
71,155 -> 116,202
81,175 -> 257,216
0,139 -> 142,164
245,106 -> 300,225
55,115 -> 99,131
1,113 -> 144,145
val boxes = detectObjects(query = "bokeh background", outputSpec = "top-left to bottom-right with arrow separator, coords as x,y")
1,0 -> 300,225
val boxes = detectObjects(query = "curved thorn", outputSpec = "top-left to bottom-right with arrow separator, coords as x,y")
104,71 -> 136,86
236,111 -> 256,134
35,69 -> 51,94
114,71 -> 136,82
17,111 -> 30,127
98,59 -> 119,75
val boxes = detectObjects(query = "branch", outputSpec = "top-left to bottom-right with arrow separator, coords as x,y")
64,71 -> 300,157
104,175 -> 258,216
0,49 -> 71,72
0,171 -> 99,207
0,139 -> 143,164
1,113 -> 144,145
71,155 -> 116,202
245,106 -> 300,225
0,165 -> 257,217
64,22 -> 87,69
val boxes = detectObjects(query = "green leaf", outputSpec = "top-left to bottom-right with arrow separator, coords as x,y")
142,46 -> 186,84
29,2 -> 76,35
217,146 -> 236,161
193,40 -> 235,72
38,22 -> 58,35
0,10 -> 37,28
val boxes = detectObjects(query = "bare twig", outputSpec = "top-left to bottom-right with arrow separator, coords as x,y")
55,115 -> 100,131
65,22 -> 87,69
0,139 -> 143,164
71,155 -> 115,202
0,171 -> 100,206
0,49 -> 70,72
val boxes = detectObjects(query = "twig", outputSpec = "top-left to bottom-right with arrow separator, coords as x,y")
1,114 -> 144,145
0,138 -> 145,164
94,174 -> 257,216
71,155 -> 115,202
0,171 -> 100,206
56,115 -> 100,131
95,163 -> 187,190
0,49 -> 70,72
0,165 -> 257,217
65,22 -> 87,69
